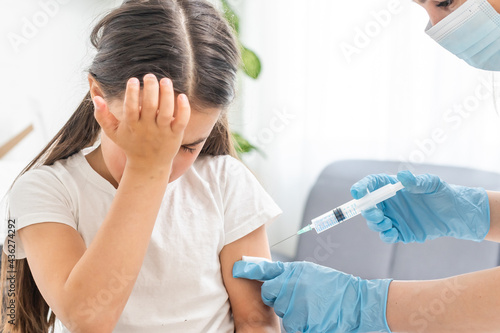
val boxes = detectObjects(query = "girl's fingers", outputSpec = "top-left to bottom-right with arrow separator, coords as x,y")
122,74 -> 189,134
141,74 -> 160,121
171,94 -> 191,133
123,77 -> 140,123
156,78 -> 174,127
93,96 -> 119,139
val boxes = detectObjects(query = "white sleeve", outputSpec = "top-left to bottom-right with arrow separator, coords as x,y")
222,157 -> 282,245
4,169 -> 77,259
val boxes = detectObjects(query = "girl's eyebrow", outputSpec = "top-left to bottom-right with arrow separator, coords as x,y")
183,137 -> 208,146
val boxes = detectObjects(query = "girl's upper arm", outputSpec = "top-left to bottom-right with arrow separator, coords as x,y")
219,225 -> 280,333
486,191 -> 500,242
18,222 -> 86,319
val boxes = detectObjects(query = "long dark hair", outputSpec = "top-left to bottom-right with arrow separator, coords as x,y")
1,0 -> 239,331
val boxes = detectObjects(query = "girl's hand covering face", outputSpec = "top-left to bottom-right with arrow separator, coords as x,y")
93,74 -> 191,171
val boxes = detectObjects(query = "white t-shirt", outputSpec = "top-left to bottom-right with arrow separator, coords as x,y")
5,151 -> 281,332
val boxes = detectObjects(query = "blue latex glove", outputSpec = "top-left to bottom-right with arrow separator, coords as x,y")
350,171 -> 490,243
233,260 -> 392,333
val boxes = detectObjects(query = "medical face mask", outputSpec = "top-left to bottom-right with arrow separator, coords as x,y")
425,0 -> 500,71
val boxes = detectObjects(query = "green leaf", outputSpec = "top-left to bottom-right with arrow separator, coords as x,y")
232,132 -> 265,157
241,46 -> 262,79
221,0 -> 239,34
219,0 -> 262,80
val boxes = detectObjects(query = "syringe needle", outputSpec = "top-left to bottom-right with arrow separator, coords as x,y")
270,233 -> 298,248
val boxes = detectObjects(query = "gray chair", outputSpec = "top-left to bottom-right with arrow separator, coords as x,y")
291,160 -> 500,280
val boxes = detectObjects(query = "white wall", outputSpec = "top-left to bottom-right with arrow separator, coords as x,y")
0,0 -> 122,236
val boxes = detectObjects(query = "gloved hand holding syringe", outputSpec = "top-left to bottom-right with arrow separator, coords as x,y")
272,181 -> 405,247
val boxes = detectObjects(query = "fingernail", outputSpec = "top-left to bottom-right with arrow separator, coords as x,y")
180,94 -> 188,103
144,73 -> 156,80
129,77 -> 139,85
160,78 -> 171,86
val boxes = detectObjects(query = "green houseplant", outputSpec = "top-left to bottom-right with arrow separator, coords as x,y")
221,0 -> 263,157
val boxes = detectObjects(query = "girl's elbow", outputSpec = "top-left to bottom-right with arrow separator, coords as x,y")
60,315 -> 118,333
58,303 -> 120,333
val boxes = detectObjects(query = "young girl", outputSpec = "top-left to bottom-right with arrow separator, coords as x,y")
1,1 -> 281,332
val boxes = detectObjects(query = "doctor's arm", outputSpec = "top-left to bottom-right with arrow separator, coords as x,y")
234,260 -> 500,333
485,191 -> 500,242
387,266 -> 500,333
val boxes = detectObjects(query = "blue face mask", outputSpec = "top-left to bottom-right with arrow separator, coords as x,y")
425,0 -> 500,71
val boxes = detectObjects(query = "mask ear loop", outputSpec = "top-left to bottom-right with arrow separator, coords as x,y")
492,72 -> 500,116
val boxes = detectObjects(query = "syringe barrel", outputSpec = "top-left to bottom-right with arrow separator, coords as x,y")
310,182 -> 404,234
311,199 -> 359,233
355,182 -> 404,211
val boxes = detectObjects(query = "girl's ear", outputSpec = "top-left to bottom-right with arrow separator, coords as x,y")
88,74 -> 104,100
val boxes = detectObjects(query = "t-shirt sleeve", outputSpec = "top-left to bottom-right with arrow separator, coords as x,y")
4,169 -> 77,259
222,157 -> 282,245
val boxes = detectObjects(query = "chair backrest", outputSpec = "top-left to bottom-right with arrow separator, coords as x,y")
295,160 -> 500,280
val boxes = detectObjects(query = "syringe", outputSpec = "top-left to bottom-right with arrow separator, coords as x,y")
298,181 -> 405,235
